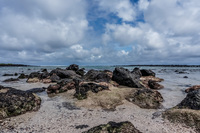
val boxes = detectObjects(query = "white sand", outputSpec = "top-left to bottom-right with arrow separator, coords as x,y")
0,87 -> 196,133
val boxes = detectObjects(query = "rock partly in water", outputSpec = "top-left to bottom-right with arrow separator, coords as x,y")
82,121 -> 142,133
140,69 -> 155,77
0,86 -> 41,120
84,69 -> 112,83
183,76 -> 188,78
140,76 -> 164,89
177,89 -> 200,110
74,81 -> 109,100
127,89 -> 163,109
3,74 -> 14,76
185,85 -> 200,93
3,78 -> 19,82
148,80 -> 164,90
112,67 -> 143,88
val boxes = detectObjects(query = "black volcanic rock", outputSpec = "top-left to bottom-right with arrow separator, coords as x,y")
140,69 -> 155,77
112,67 -> 143,88
0,86 -> 41,119
50,68 -> 80,79
3,78 -> 19,82
66,64 -> 79,71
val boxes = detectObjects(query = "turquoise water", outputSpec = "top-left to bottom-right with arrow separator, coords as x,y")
0,65 -> 200,108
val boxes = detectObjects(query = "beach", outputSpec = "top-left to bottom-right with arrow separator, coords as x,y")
0,66 -> 199,133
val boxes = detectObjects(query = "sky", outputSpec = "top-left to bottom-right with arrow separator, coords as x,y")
0,0 -> 200,65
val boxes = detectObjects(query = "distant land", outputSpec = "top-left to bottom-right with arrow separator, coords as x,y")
114,65 -> 200,67
0,63 -> 31,67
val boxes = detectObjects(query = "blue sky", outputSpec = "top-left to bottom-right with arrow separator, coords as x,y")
0,0 -> 200,65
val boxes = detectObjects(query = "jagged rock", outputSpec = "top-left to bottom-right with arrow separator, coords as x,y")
127,89 -> 163,109
112,67 -> 143,88
177,89 -> 200,110
84,69 -> 112,83
74,81 -> 109,100
18,73 -> 28,79
50,68 -> 81,79
148,80 -> 164,90
82,121 -> 142,133
3,78 -> 19,82
140,69 -> 155,77
185,85 -> 200,93
66,64 -> 79,71
28,72 -> 41,79
0,86 -> 41,119
41,69 -> 48,73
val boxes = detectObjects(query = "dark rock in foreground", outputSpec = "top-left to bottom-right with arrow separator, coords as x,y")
185,85 -> 200,93
127,89 -> 163,109
0,85 -> 41,119
82,121 -> 142,133
177,89 -> 200,110
112,67 -> 143,88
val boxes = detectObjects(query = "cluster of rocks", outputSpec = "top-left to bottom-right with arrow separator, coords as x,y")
0,85 -> 41,120
163,85 -> 200,131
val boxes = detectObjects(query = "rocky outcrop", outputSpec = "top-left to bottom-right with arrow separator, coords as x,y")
112,67 -> 143,88
148,80 -> 164,90
47,79 -> 76,94
131,68 -> 142,78
0,85 -> 41,119
84,69 -> 112,83
127,89 -> 163,109
82,121 -> 142,133
74,81 -> 109,100
163,89 -> 200,131
185,85 -> 200,93
177,89 -> 200,110
27,71 -> 49,83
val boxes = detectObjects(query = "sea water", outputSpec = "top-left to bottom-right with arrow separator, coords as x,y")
0,65 -> 200,109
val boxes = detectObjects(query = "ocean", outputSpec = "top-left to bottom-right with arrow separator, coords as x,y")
0,65 -> 200,109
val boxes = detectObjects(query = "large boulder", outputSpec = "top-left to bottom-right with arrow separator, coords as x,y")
82,121 -> 142,133
140,69 -> 155,77
185,85 -> 200,93
74,81 -> 109,100
50,68 -> 81,79
177,89 -> 200,110
0,86 -> 41,119
84,69 -> 112,83
127,89 -> 163,109
112,67 -> 143,88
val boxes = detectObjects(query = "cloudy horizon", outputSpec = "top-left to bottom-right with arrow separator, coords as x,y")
0,0 -> 200,65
